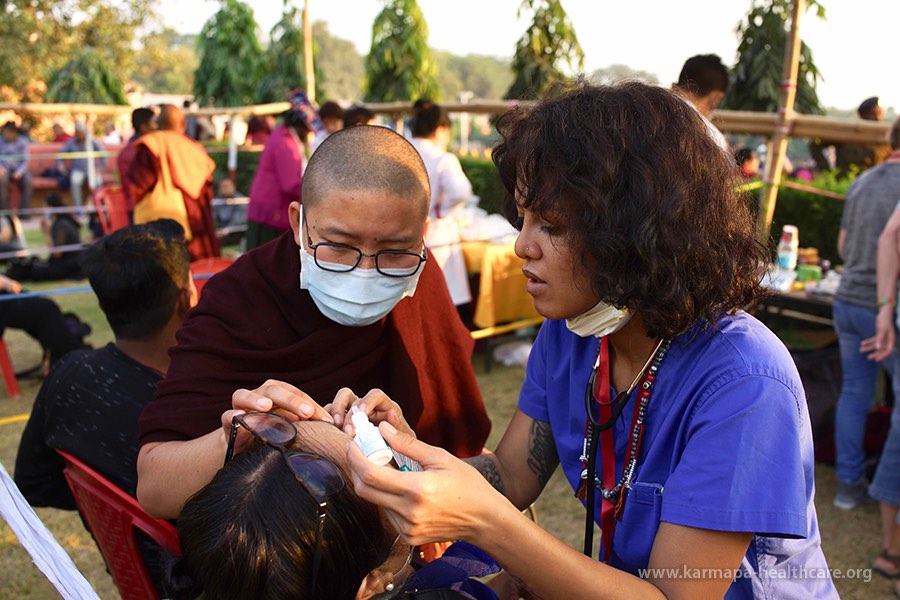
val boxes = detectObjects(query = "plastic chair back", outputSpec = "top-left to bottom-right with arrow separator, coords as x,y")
92,186 -> 130,235
0,338 -> 20,399
57,450 -> 180,600
190,257 -> 235,295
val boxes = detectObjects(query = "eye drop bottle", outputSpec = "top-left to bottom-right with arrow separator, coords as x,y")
351,406 -> 393,466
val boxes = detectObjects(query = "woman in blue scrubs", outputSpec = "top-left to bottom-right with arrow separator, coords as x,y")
332,81 -> 838,599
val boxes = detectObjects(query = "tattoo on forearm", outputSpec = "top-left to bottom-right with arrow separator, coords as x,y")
527,420 -> 558,489
468,455 -> 506,495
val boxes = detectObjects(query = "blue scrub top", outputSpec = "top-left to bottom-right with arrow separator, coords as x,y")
518,312 -> 838,598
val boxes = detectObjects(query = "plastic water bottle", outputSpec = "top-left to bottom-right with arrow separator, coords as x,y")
777,225 -> 799,271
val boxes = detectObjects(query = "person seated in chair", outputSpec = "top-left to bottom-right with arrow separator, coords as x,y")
16,219 -> 195,503
168,414 -> 499,600
15,219 -> 196,592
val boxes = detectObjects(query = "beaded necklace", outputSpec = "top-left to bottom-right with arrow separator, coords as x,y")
576,336 -> 671,560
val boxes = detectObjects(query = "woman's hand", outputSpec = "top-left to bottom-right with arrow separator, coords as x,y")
347,421 -> 515,547
861,305 -> 896,362
325,387 -> 415,437
222,379 -> 334,454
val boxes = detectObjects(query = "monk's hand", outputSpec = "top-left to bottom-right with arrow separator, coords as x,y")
325,387 -> 414,437
347,421 -> 510,547
224,380 -> 334,454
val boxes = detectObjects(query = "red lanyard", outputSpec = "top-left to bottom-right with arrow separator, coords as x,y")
592,336 -> 655,563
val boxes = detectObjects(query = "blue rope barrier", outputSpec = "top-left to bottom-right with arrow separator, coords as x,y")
0,273 -> 216,302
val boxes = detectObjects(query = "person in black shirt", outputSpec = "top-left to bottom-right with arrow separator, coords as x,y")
14,219 -> 196,592
15,218 -> 195,502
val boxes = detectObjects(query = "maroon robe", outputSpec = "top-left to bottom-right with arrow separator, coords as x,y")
139,232 -> 491,458
127,141 -> 220,260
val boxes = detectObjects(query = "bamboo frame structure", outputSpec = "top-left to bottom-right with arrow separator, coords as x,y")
0,102 -> 887,146
758,0 -> 805,242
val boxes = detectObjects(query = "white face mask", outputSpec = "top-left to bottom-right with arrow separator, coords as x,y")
565,301 -> 631,338
298,213 -> 423,327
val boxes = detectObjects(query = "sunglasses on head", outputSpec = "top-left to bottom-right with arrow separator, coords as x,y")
224,412 -> 345,597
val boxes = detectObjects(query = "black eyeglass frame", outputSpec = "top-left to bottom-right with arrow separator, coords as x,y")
224,412 -> 346,597
303,216 -> 427,278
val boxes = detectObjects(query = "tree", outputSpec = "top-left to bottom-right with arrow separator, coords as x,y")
131,29 -> 198,94
724,0 -> 825,115
0,0 -> 154,102
505,0 -> 584,101
364,0 -> 439,102
256,5 -> 325,104
591,64 -> 659,87
435,52 -> 513,101
193,0 -> 264,106
44,48 -> 128,104
314,21 -> 364,102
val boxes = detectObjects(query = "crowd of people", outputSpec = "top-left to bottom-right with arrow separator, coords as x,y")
1,54 -> 899,600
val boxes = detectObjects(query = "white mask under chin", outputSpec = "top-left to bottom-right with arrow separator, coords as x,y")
565,301 -> 631,338
298,212 -> 422,327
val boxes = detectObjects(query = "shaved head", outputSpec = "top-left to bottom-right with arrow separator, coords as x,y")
158,104 -> 185,132
303,125 -> 430,219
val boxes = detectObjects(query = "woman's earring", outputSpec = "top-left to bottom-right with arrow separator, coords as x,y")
525,245 -> 530,253
385,581 -> 395,592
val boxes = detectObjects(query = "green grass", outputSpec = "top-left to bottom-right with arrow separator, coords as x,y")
0,294 -> 888,598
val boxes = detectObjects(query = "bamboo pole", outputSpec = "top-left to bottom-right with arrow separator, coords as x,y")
303,0 -> 315,104
757,0 -> 805,242
0,102 -> 890,145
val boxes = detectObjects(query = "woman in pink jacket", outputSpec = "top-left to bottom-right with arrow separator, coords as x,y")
246,90 -> 320,250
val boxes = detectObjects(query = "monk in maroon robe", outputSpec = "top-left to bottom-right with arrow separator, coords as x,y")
137,125 -> 491,518
127,104 -> 219,260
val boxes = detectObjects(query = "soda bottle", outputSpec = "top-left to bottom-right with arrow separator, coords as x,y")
777,225 -> 799,271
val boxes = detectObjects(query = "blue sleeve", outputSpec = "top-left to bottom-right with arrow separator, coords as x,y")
660,373 -> 809,538
517,323 -> 551,423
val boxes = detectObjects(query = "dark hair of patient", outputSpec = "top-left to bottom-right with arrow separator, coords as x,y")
80,219 -> 189,340
409,99 -> 451,138
493,80 -> 766,339
170,440 -> 394,600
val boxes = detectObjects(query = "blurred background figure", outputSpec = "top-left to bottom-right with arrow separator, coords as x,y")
810,96 -> 891,178
0,121 -> 33,212
735,146 -> 761,178
213,178 -> 247,247
245,90 -> 319,250
101,122 -> 122,145
246,115 -> 273,146
671,53 -> 729,150
117,107 -> 157,212
57,123 -> 106,208
127,104 -> 219,260
343,105 -> 376,128
310,100 -> 344,154
0,273 -> 89,370
50,123 -> 72,143
410,99 -> 474,312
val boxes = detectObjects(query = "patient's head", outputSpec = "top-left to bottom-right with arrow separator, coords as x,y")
175,420 -> 408,600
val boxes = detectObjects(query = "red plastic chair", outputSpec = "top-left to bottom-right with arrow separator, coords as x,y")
190,257 -> 236,295
0,338 -> 20,399
92,185 -> 131,235
57,450 -> 180,600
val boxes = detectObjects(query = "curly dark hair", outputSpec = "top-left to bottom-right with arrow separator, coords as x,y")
492,80 -> 766,339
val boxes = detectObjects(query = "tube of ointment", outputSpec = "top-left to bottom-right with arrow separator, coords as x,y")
350,406 -> 393,466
